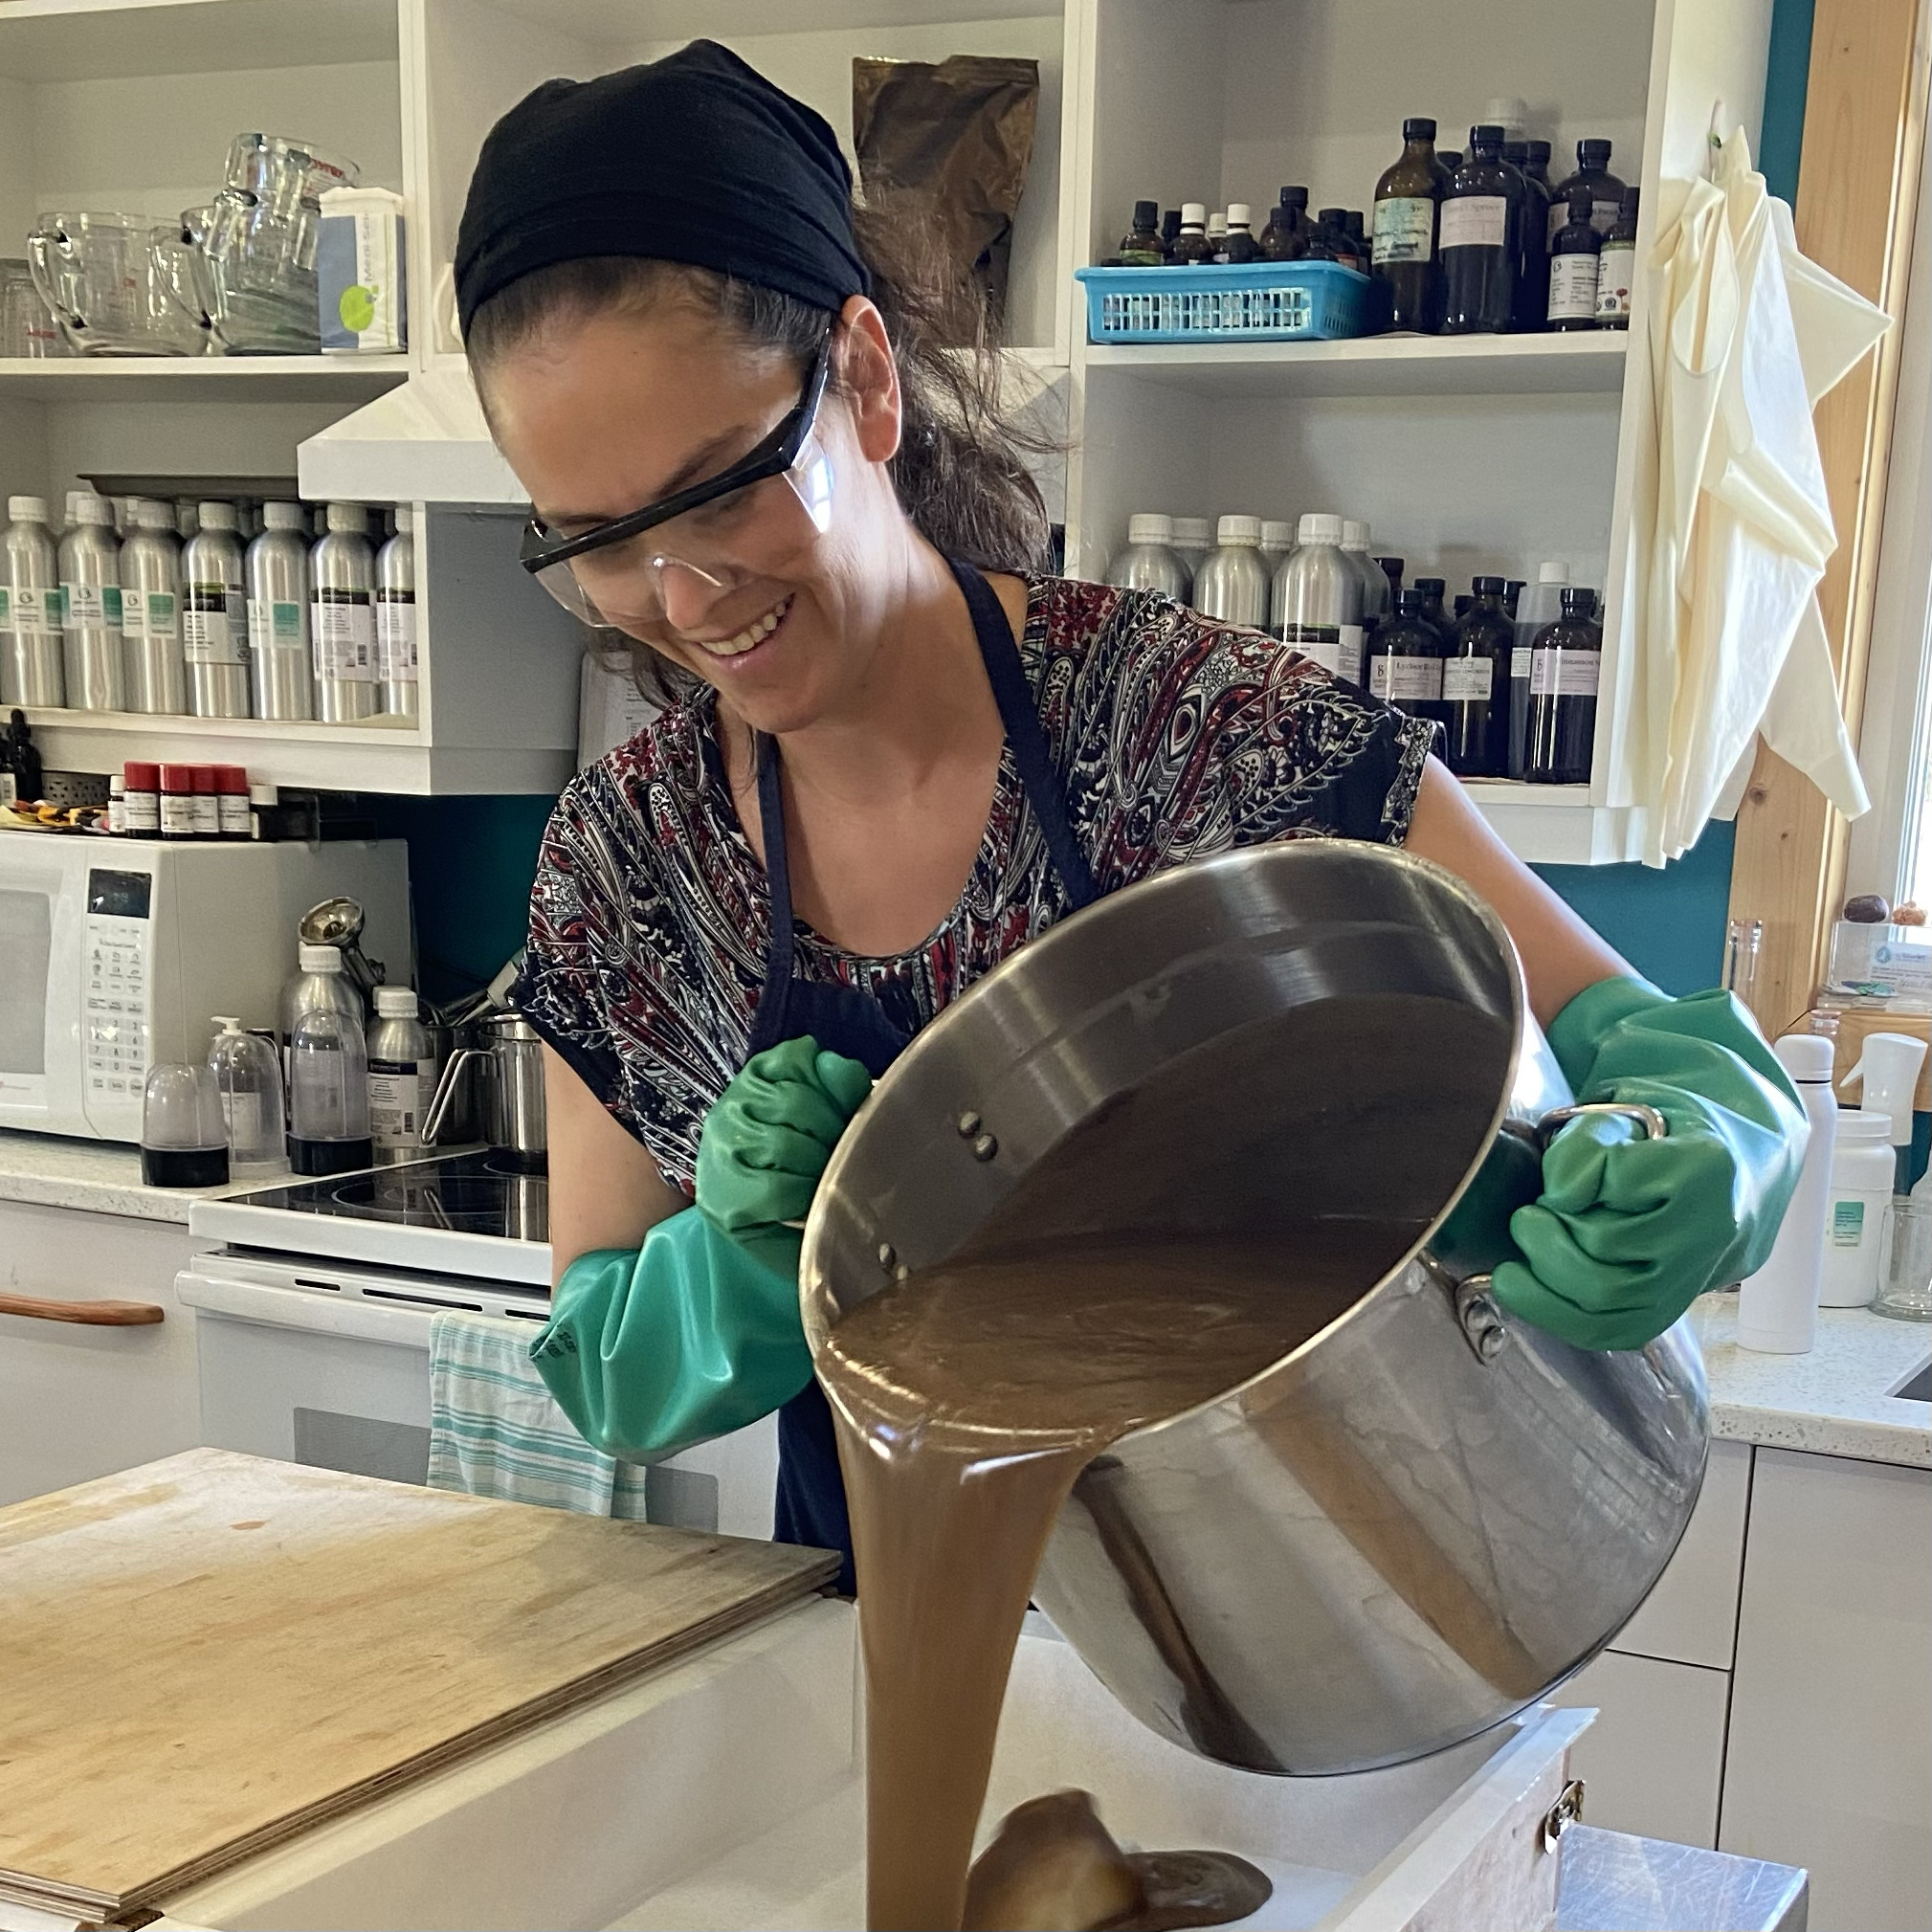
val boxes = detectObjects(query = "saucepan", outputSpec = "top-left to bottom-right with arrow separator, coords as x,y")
801,839 -> 1707,1776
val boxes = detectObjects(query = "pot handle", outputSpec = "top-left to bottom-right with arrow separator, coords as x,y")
423,1046 -> 487,1145
1534,1100 -> 1669,1146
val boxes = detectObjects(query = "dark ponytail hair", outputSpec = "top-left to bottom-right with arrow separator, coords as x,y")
466,200 -> 1055,694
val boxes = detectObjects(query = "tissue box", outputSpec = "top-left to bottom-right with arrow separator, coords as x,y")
318,187 -> 408,353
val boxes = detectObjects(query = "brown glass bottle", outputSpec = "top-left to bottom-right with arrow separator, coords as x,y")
1550,139 -> 1627,244
1259,186 -> 1311,260
1413,576 -> 1450,639
1168,203 -> 1215,265
1504,141 -> 1551,330
1118,199 -> 1166,266
1442,576 -> 1514,777
1546,187 -> 1601,329
1222,202 -> 1262,263
1595,187 -> 1639,327
1525,587 -> 1602,783
1365,588 -> 1446,724
1160,209 -> 1182,254
1371,120 -> 1444,332
1440,124 -> 1518,333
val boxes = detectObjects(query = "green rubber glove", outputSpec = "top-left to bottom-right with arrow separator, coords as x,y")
1492,978 -> 1808,1352
529,1036 -> 874,1461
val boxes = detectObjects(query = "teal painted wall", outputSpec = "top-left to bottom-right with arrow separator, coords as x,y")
374,0 -> 1817,1002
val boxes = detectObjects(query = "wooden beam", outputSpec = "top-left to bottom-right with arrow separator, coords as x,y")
1726,0 -> 1931,1035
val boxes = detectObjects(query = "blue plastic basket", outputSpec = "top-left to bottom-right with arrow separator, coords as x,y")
1076,260 -> 1371,343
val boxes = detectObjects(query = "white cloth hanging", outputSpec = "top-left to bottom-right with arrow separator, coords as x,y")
1615,128 -> 1889,865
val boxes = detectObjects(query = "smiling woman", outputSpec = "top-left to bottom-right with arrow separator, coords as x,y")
452,36 -> 1808,1600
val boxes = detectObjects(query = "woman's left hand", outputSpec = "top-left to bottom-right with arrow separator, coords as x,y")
696,1035 -> 875,1243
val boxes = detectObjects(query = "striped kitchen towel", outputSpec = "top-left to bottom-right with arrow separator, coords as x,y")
428,1310 -> 650,1520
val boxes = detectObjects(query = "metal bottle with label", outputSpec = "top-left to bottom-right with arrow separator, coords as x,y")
311,503 -> 377,722
58,492 -> 123,711
1270,513 -> 1364,685
366,985 -> 435,1163
246,502 -> 315,722
1191,515 -> 1270,628
182,500 -> 251,719
374,505 -> 417,721
121,499 -> 186,715
1,496 -> 63,707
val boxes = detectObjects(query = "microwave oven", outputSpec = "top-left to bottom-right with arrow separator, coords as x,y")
0,837 -> 411,1144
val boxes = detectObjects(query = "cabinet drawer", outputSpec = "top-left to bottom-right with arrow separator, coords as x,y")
1546,1651 -> 1730,1849
1613,1437 -> 1751,1669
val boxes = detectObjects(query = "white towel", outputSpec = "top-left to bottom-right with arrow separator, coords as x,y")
428,1310 -> 650,1519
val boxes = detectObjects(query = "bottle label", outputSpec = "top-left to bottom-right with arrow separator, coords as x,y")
313,591 -> 375,680
1369,655 -> 1443,701
1295,637 -> 1342,677
249,598 -> 305,656
219,1090 -> 264,1154
0,771 -> 13,808
123,792 -> 160,834
1530,647 -> 1601,697
217,794 -> 251,836
1596,240 -> 1634,317
1511,645 -> 1532,679
1443,657 -> 1495,702
64,582 -> 118,631
1336,623 -> 1365,686
1438,195 -> 1509,251
1371,196 -> 1434,265
1831,1198 -> 1867,1248
1592,197 -> 1621,235
123,589 -> 178,642
369,1059 -> 426,1148
9,586 -> 60,635
1547,252 -> 1601,321
184,585 -> 242,664
159,792 -> 196,836
189,792 -> 220,836
376,597 -> 418,682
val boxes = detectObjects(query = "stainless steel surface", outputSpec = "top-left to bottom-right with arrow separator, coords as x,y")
57,498 -> 123,711
803,841 -> 1709,1776
1191,542 -> 1269,627
2,500 -> 64,706
375,508 -> 417,721
425,1010 -> 546,1168
1556,1825 -> 1808,1932
311,507 -> 377,722
181,505 -> 250,719
245,506 -> 315,721
119,508 -> 186,715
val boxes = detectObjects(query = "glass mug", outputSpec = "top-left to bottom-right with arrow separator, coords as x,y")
26,212 -> 210,356
0,257 -> 70,358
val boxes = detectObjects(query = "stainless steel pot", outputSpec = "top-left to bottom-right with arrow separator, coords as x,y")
801,841 -> 1707,1776
424,1010 -> 546,1172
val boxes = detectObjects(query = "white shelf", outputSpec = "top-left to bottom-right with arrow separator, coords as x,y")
1081,332 -> 1630,400
479,0 -> 1061,48
0,357 -> 411,406
22,708 -> 573,796
0,0 -> 397,81
1464,782 -> 1648,866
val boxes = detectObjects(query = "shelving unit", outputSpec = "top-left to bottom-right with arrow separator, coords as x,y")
0,356 -> 411,404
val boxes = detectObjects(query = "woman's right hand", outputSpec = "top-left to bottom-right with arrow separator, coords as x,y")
696,1036 -> 875,1243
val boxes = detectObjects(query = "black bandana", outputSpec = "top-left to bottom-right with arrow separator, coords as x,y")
455,39 -> 870,337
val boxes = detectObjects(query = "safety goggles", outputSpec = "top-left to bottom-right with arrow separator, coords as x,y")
519,326 -> 836,633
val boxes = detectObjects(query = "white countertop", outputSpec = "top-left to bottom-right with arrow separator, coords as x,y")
1693,1291 -> 1930,1469
0,1128 -> 264,1224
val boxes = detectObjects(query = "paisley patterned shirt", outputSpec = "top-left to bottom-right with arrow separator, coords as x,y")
516,576 -> 1437,1192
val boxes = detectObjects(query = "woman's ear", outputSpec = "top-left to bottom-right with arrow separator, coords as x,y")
837,295 -> 901,465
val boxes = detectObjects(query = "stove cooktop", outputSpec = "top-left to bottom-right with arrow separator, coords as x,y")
227,1149 -> 548,1244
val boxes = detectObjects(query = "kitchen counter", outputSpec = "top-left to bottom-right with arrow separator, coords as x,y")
0,1128 -> 263,1225
1694,1290 -> 1931,1468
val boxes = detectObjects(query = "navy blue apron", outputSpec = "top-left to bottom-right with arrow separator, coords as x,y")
742,560 -> 1099,1591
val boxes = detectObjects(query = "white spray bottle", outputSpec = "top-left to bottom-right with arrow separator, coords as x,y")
1737,1034 -> 1839,1354
1839,1032 -> 1927,1193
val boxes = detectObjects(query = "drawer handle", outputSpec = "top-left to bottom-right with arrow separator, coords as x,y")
0,1291 -> 165,1327
1541,1777 -> 1587,1854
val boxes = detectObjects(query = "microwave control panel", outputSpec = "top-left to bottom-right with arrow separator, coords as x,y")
83,869 -> 154,1104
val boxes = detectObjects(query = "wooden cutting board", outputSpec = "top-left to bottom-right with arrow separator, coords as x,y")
0,1449 -> 837,1920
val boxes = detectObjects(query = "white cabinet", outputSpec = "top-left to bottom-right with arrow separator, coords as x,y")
0,1197 -> 203,1507
1721,1448 -> 1932,1932
1547,1650 -> 1730,1849
1615,1435 -> 1751,1670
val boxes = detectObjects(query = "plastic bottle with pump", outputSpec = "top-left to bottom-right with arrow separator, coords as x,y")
1737,1033 -> 1839,1353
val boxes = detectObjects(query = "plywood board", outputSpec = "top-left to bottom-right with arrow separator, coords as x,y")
0,1450 -> 836,1920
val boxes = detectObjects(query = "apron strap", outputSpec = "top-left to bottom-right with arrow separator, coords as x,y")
947,560 -> 1099,912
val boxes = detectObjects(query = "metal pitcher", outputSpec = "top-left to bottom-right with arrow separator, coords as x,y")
801,841 -> 1707,1776
424,1010 -> 546,1172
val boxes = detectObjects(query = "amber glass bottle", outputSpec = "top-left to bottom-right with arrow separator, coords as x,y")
1371,120 -> 1444,332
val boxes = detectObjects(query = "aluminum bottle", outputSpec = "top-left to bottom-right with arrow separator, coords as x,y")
366,985 -> 435,1164
278,941 -> 365,1103
1191,515 -> 1269,627
311,503 -> 377,722
182,500 -> 250,719
58,492 -> 123,711
1341,520 -> 1390,634
121,499 -> 186,715
246,502 -> 315,722
1271,513 -> 1364,685
1105,512 -> 1188,600
2,496 -> 63,707
374,505 -> 418,721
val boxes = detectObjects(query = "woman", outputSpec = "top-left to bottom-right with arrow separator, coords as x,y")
455,43 -> 1803,1587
